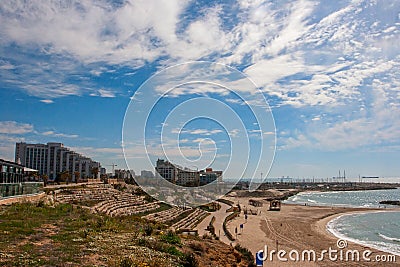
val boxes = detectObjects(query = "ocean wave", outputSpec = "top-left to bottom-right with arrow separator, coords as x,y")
327,212 -> 400,256
379,233 -> 400,243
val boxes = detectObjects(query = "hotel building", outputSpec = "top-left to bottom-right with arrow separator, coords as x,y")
15,142 -> 101,181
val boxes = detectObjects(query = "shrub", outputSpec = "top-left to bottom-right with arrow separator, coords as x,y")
143,224 -> 153,236
188,242 -> 204,252
36,200 -> 45,207
136,237 -> 148,246
161,230 -> 181,245
120,257 -> 133,267
234,244 -> 255,265
163,245 -> 183,257
202,233 -> 212,239
182,253 -> 198,267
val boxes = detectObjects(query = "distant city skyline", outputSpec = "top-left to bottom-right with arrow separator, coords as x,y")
0,1 -> 399,180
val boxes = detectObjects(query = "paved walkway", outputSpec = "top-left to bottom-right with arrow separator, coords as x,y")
195,202 -> 233,245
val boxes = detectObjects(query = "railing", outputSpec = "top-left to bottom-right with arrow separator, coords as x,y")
0,182 -> 43,198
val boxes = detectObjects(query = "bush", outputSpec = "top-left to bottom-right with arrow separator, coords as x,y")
36,200 -> 45,207
188,242 -> 204,252
234,244 -> 255,265
163,245 -> 183,257
120,257 -> 133,267
182,253 -> 198,267
136,237 -> 148,247
161,230 -> 181,245
143,224 -> 153,236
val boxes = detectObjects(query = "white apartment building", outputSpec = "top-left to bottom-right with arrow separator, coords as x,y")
15,142 -> 100,181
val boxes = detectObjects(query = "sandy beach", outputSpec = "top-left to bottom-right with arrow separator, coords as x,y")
221,196 -> 400,266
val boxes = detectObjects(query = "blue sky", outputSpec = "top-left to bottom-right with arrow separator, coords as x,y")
0,0 -> 399,180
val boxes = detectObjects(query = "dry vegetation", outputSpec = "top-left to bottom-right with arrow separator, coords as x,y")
0,188 -> 253,267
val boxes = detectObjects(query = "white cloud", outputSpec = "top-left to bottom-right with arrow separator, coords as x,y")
40,99 -> 54,104
229,129 -> 240,138
311,117 -> 320,121
42,131 -> 79,138
98,89 -> 116,98
0,0 -> 192,64
244,53 -> 310,88
280,76 -> 400,151
0,134 -> 25,160
192,138 -> 216,146
173,128 -> 223,136
1,0 -> 397,108
263,131 -> 275,135
0,121 -> 33,134
0,60 -> 14,70
0,0 -> 399,163
264,0 -> 315,56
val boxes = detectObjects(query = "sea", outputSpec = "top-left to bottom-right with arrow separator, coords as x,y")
285,188 -> 400,256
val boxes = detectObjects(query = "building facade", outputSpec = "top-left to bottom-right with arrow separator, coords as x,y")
0,159 -> 24,184
1,158 -> 44,198
155,159 -> 222,186
199,168 -> 222,185
155,159 -> 178,183
176,169 -> 200,186
15,142 -> 101,181
114,169 -> 135,180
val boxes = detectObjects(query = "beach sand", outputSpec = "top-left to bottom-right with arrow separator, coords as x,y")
224,197 -> 399,266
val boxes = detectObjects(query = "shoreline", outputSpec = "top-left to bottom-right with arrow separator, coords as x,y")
224,196 -> 400,266
321,209 -> 400,257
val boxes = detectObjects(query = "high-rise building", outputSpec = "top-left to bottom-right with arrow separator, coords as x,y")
15,142 -> 101,181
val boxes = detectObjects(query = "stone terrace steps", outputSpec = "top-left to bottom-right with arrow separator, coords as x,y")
143,207 -> 187,224
171,208 -> 209,231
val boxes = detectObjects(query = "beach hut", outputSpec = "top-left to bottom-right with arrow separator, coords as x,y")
269,200 -> 281,211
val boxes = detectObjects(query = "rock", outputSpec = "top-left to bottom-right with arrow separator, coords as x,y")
379,200 -> 400,206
